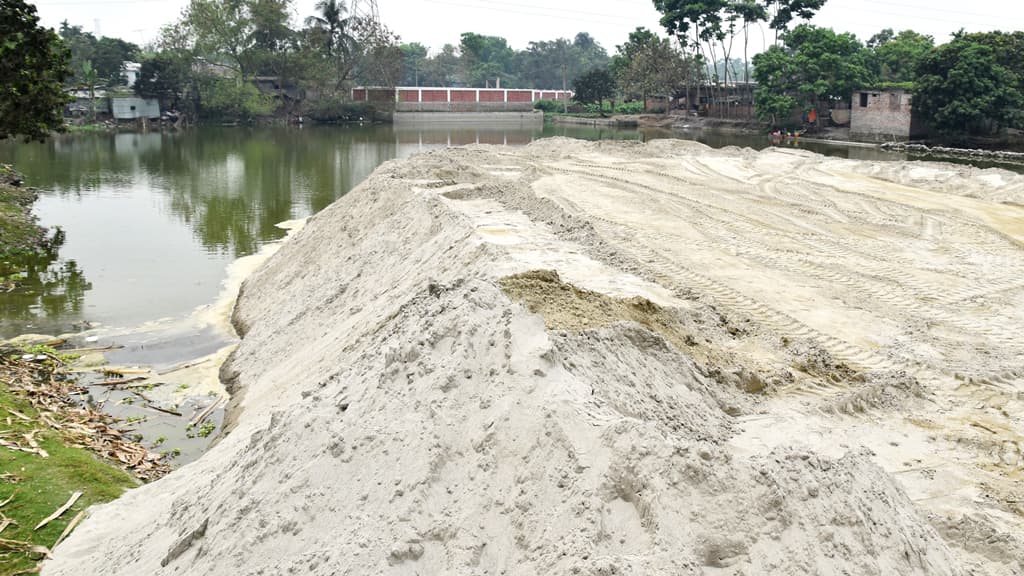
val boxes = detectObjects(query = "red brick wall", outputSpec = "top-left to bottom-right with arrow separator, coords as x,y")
398,90 -> 419,103
352,88 -> 367,101
367,89 -> 393,102
451,90 -> 477,103
508,90 -> 532,103
421,90 -> 447,103
479,90 -> 504,103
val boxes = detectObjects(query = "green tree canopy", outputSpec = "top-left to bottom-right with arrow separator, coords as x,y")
1,0 -> 73,141
868,28 -> 934,84
399,42 -> 428,86
135,53 -> 191,109
613,28 -> 693,105
753,24 -> 871,124
58,21 -> 139,86
913,31 -> 1024,135
304,0 -> 352,57
516,34 -> 610,90
459,33 -> 516,87
418,44 -> 459,87
573,68 -> 616,113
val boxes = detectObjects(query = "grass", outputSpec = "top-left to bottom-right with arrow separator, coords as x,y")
0,382 -> 137,575
0,182 -> 43,263
62,124 -> 111,134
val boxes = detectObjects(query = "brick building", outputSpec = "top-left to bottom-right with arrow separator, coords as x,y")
850,88 -> 928,141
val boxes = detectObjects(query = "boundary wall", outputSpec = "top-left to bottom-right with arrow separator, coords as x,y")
353,87 -> 572,112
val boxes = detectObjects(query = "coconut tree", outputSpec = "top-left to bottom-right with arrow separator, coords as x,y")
82,60 -> 99,122
305,0 -> 354,57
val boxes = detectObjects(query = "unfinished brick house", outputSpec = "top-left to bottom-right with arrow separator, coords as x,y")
850,88 -> 929,141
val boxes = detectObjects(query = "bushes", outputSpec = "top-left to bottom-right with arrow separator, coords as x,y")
196,77 -> 278,122
536,98 -> 651,116
534,99 -> 562,113
301,96 -> 377,123
615,101 -> 645,115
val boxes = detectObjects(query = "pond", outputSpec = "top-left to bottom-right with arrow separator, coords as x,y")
0,122 -> 1007,338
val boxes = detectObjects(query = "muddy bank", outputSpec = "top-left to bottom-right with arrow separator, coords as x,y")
45,140 -> 1024,575
553,115 -> 639,128
0,165 -> 52,266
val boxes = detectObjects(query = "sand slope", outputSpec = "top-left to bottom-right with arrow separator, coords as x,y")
45,140 -> 1024,575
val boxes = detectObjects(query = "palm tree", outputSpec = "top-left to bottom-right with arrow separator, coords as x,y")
305,0 -> 353,57
82,60 -> 99,122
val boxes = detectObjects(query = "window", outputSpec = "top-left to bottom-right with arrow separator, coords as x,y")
859,92 -> 868,107
130,105 -> 137,111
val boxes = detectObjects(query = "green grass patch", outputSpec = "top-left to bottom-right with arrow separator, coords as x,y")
62,124 -> 111,133
0,183 -> 44,263
0,382 -> 137,575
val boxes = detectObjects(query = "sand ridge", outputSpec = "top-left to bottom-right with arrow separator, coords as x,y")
44,139 -> 1024,575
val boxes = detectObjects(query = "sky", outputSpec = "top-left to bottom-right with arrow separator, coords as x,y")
32,0 -> 1024,56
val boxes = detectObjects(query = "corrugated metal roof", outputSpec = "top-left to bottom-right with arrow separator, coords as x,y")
111,97 -> 161,119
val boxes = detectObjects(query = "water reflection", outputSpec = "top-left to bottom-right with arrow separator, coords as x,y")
0,235 -> 92,334
0,123 -> 1017,337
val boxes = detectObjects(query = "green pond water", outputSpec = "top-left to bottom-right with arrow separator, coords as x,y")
0,122 -> 1000,338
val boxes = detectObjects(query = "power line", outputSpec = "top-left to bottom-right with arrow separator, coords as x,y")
421,0 -> 634,26
817,2 -> 1024,31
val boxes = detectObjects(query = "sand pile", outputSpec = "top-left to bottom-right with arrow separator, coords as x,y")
44,140 -> 1024,575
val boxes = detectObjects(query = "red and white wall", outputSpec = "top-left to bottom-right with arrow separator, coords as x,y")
352,87 -> 573,112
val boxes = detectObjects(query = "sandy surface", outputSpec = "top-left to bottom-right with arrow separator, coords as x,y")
44,139 -> 1024,575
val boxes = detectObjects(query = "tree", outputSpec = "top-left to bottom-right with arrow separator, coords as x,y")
914,31 -> 1024,135
732,0 -> 766,83
58,20 -> 96,85
349,19 -> 403,87
305,0 -> 353,58
57,24 -> 139,87
135,53 -> 191,109
753,24 -> 872,126
0,0 -> 73,141
399,42 -> 428,86
419,43 -> 459,86
182,0 -> 296,77
867,29 -> 934,84
459,33 -> 516,87
81,60 -> 99,121
93,36 -> 140,86
573,68 -> 616,114
516,34 -> 609,90
614,30 -> 692,111
762,0 -> 827,41
750,47 -> 797,125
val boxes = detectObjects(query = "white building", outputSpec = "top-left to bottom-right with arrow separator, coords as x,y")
123,62 -> 141,87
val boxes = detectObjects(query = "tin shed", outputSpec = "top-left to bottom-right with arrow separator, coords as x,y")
111,97 -> 161,120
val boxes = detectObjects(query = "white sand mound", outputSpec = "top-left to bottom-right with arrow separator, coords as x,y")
47,140 -> 1024,575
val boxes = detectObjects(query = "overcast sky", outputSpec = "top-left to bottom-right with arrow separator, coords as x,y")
33,0 -> 1024,56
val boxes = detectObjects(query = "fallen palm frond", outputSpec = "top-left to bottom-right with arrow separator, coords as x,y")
53,510 -> 85,547
0,513 -> 14,535
0,350 -> 169,481
189,395 -> 223,428
0,537 -> 52,559
34,492 -> 82,531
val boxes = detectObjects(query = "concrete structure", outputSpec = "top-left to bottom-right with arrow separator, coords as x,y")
111,97 -> 161,120
553,115 -> 638,127
64,89 -> 110,117
392,111 -> 543,127
352,87 -> 573,112
850,88 -> 927,141
123,62 -> 141,87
